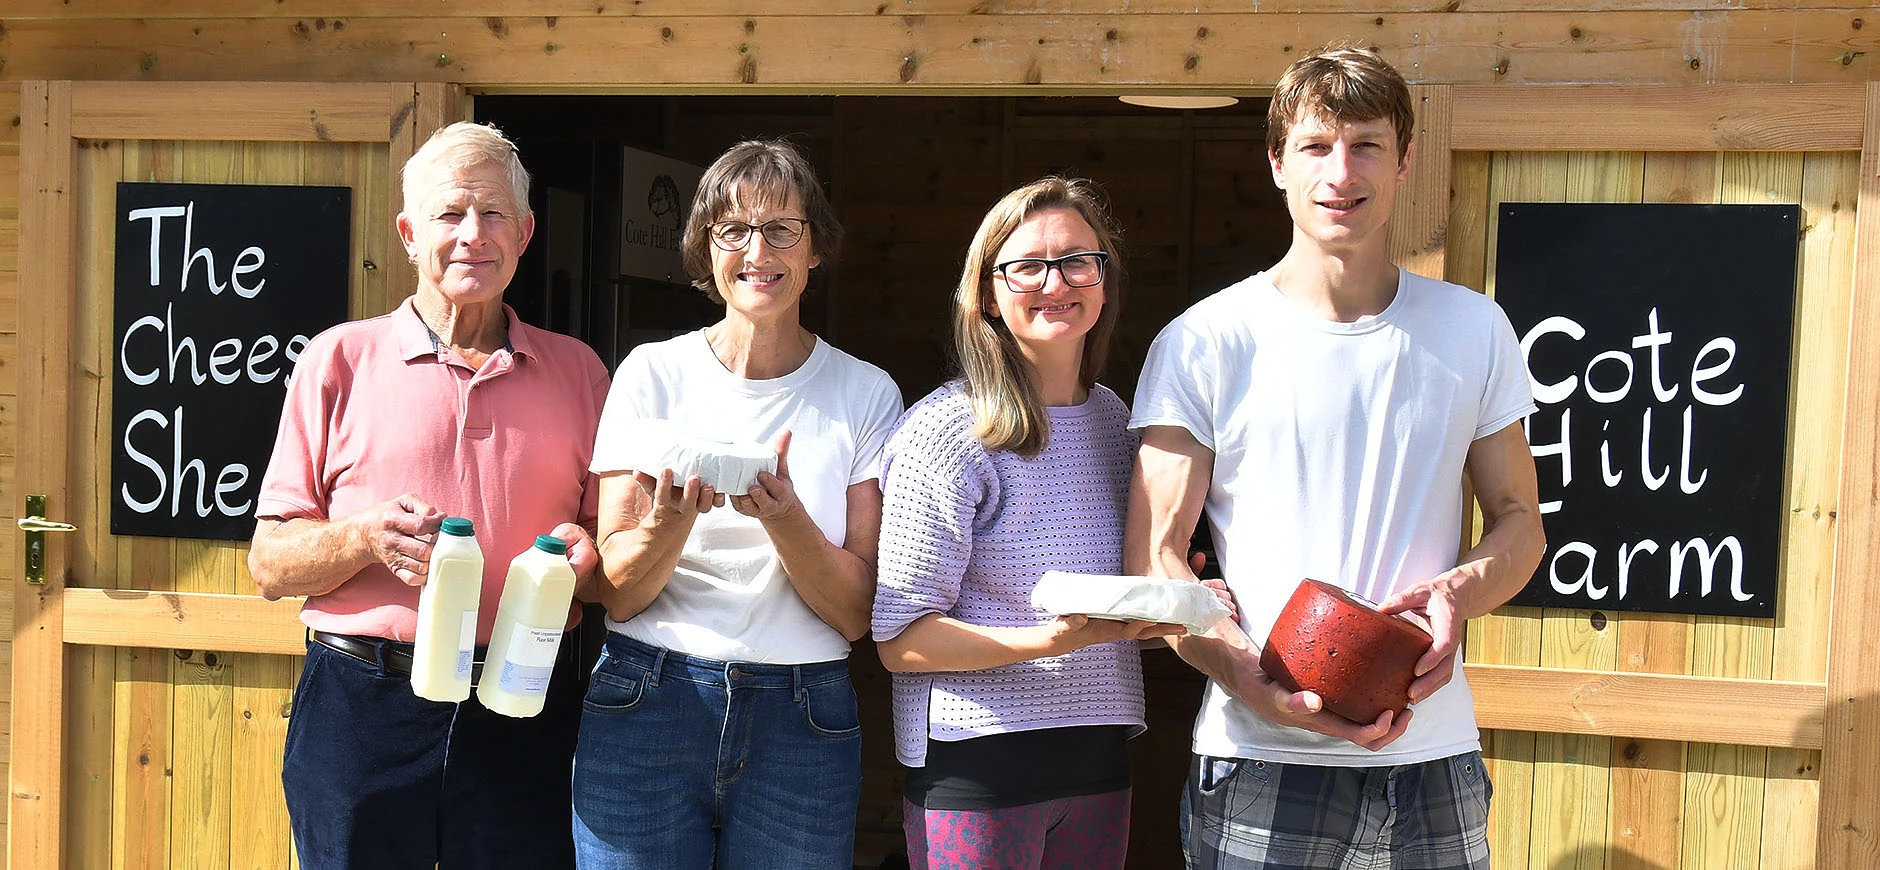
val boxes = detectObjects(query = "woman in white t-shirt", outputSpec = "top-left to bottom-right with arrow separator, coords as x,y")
572,139 -> 902,870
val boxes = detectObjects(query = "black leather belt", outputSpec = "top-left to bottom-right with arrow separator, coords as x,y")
310,629 -> 422,675
309,628 -> 574,684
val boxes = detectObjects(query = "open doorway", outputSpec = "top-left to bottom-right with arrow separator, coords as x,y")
476,93 -> 1289,869
479,94 -> 1285,401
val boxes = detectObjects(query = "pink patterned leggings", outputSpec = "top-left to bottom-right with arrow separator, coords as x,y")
902,788 -> 1132,870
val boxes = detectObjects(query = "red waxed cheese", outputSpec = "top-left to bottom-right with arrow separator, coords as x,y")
1258,579 -> 1434,725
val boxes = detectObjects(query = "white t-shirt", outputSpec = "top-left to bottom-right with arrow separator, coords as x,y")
1130,268 -> 1535,766
591,330 -> 902,664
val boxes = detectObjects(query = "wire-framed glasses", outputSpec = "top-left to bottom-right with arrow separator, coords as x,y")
991,251 -> 1109,292
709,218 -> 808,252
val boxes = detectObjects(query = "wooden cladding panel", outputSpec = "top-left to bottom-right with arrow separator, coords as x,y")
67,82 -> 403,143
7,0 -> 1880,16
48,588 -> 1835,748
62,591 -> 307,655
13,78 -> 77,870
1756,149 -> 1860,869
1386,85 -> 1450,280
1817,83 -> 1880,870
1455,145 -> 1854,867
1452,85 -> 1866,152
24,75 -> 416,864
1469,667 -> 1823,750
1606,152 -> 1711,870
0,12 -> 1875,88
0,80 -> 21,869
62,130 -> 122,870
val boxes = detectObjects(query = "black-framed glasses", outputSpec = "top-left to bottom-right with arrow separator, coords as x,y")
709,218 -> 808,252
991,251 -> 1109,292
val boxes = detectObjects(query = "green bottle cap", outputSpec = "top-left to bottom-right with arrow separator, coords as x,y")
533,535 -> 569,556
440,517 -> 475,537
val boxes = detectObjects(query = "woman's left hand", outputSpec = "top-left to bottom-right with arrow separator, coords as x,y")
732,430 -> 807,524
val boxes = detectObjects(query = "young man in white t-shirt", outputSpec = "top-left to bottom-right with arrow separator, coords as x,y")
1125,43 -> 1545,869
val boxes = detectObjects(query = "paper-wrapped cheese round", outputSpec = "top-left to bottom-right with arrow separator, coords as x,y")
1032,571 -> 1233,634
1258,579 -> 1433,724
609,419 -> 778,493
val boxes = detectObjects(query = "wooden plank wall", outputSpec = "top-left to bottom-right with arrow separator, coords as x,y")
0,3 -> 1877,88
0,84 -> 19,866
1451,148 -> 1855,869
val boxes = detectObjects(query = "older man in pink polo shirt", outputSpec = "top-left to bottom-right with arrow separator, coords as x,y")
250,122 -> 608,870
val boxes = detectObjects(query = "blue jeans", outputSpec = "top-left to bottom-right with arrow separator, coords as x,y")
283,637 -> 582,870
571,633 -> 862,870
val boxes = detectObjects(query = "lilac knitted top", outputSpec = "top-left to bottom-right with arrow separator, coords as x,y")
873,382 -> 1146,767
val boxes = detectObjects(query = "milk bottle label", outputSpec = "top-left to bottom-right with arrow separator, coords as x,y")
497,626 -> 561,696
455,612 -> 477,681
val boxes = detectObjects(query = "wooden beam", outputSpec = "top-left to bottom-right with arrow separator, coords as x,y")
0,13 -> 1874,88
1452,85 -> 1866,152
1388,83 -> 1449,280
10,79 -> 74,870
5,1 -> 1878,18
1817,81 -> 1880,870
43,579 -> 1846,753
67,82 -> 399,142
1466,664 -> 1825,750
60,590 -> 307,656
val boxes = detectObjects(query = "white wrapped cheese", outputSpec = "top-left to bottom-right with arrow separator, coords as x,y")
613,419 -> 778,493
1031,570 -> 1232,634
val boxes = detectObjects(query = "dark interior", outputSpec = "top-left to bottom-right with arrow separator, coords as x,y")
476,93 -> 1290,868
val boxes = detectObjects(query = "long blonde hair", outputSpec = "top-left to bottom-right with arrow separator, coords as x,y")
952,177 -> 1125,458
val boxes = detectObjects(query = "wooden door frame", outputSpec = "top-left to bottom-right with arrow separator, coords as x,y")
13,80 -> 1879,867
11,80 -> 458,870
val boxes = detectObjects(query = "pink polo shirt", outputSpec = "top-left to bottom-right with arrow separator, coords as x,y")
255,296 -> 609,643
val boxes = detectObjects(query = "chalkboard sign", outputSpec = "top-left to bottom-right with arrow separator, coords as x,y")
112,183 -> 350,541
1497,203 -> 1798,618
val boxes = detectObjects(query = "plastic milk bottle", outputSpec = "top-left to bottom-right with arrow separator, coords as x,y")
409,517 -> 484,703
476,534 -> 577,718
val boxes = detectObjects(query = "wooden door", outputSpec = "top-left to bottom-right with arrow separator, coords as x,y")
13,80 -> 458,870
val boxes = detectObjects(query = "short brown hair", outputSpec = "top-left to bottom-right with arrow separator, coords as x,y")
1267,42 -> 1415,162
952,177 -> 1125,458
680,139 -> 843,303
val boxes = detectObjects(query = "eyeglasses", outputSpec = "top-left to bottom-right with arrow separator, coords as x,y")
991,251 -> 1109,292
709,218 -> 808,252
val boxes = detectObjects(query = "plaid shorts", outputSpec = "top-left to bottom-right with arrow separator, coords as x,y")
1180,750 -> 1493,870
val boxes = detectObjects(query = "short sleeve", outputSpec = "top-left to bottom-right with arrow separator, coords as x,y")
871,393 -> 988,641
1128,309 -> 1222,451
590,346 -> 660,475
847,372 -> 904,486
1475,303 -> 1538,440
254,330 -> 341,522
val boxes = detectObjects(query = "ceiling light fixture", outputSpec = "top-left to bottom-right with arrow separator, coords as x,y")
1118,94 -> 1240,110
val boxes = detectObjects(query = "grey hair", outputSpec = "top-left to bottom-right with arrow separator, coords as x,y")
401,122 -> 533,215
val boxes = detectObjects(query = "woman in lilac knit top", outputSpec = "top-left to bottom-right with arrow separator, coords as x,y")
873,178 -> 1184,869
